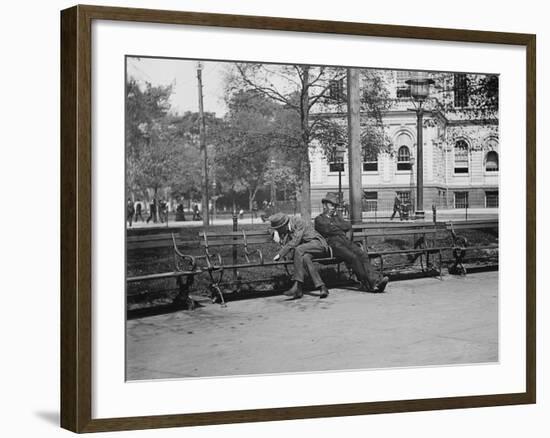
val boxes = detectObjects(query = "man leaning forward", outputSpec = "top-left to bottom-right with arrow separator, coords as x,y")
269,213 -> 330,299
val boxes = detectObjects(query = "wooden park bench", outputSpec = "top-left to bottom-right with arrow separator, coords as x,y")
445,220 -> 499,275
126,219 -> 499,308
126,233 -> 202,309
350,222 -> 450,277
183,223 -> 453,304
194,229 -> 338,305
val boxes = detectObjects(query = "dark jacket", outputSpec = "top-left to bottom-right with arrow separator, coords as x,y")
277,216 -> 328,258
314,212 -> 351,240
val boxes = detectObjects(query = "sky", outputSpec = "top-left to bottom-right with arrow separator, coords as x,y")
126,57 -> 229,117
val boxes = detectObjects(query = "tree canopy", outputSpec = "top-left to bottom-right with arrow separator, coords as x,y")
214,90 -> 300,209
125,78 -> 220,201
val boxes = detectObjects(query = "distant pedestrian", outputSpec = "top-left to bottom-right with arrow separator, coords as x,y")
390,193 -> 403,221
175,203 -> 186,221
134,201 -> 144,222
159,199 -> 168,223
146,199 -> 157,224
252,200 -> 258,219
126,198 -> 135,227
192,204 -> 202,221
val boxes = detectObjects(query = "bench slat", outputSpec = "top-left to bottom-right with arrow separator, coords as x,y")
200,238 -> 273,247
353,230 -> 439,238
201,230 -> 270,237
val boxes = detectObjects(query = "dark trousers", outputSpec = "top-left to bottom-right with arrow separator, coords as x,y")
390,206 -> 402,221
328,236 -> 381,289
292,240 -> 328,288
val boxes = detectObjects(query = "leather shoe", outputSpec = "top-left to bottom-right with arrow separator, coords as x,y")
284,281 -> 303,299
360,281 -> 375,293
374,276 -> 389,293
319,285 -> 329,299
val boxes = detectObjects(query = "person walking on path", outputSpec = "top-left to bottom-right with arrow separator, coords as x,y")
146,199 -> 157,224
390,193 -> 403,221
269,213 -> 330,300
158,199 -> 168,223
314,193 -> 389,292
126,198 -> 135,228
134,201 -> 144,222
252,200 -> 259,219
192,204 -> 202,221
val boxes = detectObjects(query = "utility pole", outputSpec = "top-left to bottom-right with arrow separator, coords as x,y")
197,62 -> 210,227
347,68 -> 363,224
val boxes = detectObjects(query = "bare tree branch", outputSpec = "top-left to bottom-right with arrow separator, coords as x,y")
308,73 -> 346,109
235,65 -> 300,111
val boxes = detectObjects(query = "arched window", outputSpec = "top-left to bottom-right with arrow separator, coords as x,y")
397,146 -> 411,171
454,140 -> 469,174
486,151 -> 499,172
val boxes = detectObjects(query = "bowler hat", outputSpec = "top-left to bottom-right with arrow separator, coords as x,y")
321,193 -> 340,205
268,212 -> 289,229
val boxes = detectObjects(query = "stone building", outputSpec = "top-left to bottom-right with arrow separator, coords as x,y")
309,70 -> 499,213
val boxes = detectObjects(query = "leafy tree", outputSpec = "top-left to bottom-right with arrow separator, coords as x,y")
214,90 -> 295,211
132,120 -> 179,201
228,64 -> 346,220
311,69 -> 393,162
125,79 -> 173,199
126,77 -> 223,208
166,111 -> 222,203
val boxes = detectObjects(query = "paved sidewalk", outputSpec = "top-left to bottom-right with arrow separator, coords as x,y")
127,209 -> 498,230
126,271 -> 498,380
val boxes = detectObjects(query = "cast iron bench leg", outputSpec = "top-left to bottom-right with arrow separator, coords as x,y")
174,275 -> 196,310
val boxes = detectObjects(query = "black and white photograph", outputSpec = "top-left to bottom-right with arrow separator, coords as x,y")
125,56 -> 499,381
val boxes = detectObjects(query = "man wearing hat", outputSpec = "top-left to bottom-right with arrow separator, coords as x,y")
269,212 -> 330,299
314,193 -> 389,292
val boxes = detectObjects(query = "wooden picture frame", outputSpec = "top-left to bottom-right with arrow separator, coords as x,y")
60,4 -> 536,433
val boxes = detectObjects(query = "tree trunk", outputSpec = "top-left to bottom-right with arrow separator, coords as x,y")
248,185 -> 260,219
299,148 -> 311,220
299,66 -> 312,221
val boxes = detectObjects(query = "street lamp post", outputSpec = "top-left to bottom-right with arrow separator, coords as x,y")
406,73 -> 434,220
329,143 -> 346,214
270,159 -> 276,207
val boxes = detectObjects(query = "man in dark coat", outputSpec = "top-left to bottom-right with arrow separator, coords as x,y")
192,204 -> 201,221
146,199 -> 157,224
158,199 -> 168,223
390,193 -> 403,221
126,198 -> 135,228
175,203 -> 186,221
314,193 -> 389,292
134,201 -> 144,222
269,213 -> 330,299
